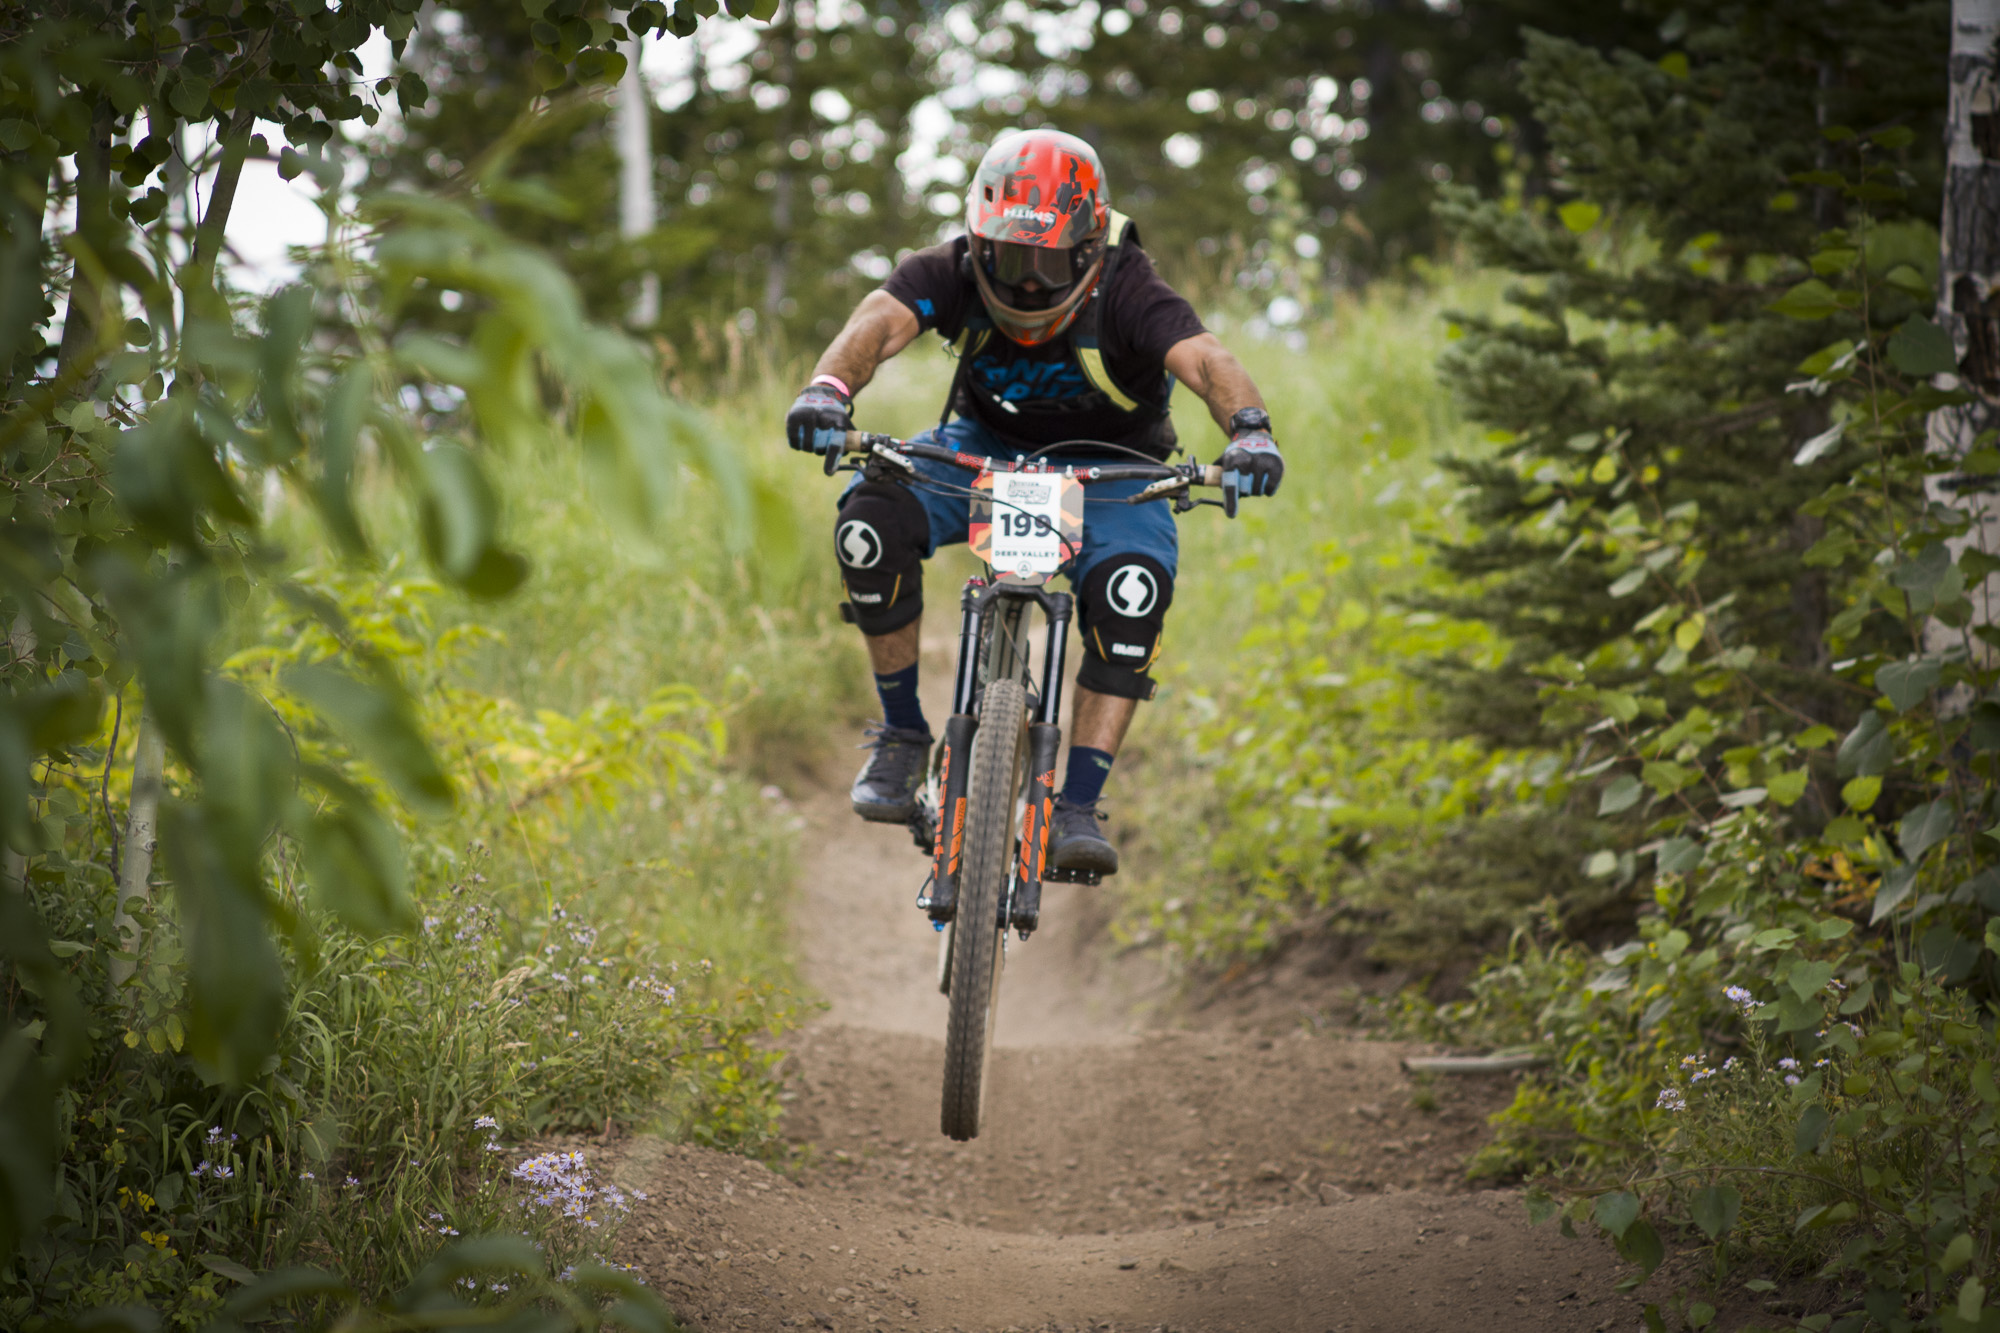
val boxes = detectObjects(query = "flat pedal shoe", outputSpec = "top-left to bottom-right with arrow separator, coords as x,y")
850,723 -> 932,823
1048,797 -> 1118,876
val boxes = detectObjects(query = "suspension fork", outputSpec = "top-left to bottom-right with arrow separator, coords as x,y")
921,581 -> 990,923
1012,592 -> 1071,936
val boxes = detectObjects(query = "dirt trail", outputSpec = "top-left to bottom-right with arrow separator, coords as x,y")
612,655 -> 1650,1332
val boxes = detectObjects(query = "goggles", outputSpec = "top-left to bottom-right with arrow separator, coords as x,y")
982,239 -> 1081,292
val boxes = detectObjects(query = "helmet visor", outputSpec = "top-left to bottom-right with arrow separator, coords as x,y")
985,240 -> 1077,291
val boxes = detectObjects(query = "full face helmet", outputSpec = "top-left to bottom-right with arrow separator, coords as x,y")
964,129 -> 1111,346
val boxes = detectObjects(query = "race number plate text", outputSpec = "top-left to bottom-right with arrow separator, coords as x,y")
969,471 -> 1084,580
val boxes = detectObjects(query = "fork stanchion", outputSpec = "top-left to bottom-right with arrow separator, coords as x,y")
921,712 -> 977,923
1036,592 -> 1072,727
950,582 -> 984,717
1012,721 -> 1061,937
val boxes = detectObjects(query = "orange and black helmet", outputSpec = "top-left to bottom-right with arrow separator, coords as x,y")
964,129 -> 1111,346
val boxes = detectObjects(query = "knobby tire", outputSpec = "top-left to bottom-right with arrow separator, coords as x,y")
939,677 -> 1026,1141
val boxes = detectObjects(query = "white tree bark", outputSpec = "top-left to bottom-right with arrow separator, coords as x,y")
1930,0 -> 2000,637
108,711 -> 163,994
616,35 -> 660,327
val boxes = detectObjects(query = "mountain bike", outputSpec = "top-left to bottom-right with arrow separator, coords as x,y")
818,429 -> 1233,1140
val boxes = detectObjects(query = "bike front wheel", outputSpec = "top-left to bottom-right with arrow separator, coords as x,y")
939,677 -> 1026,1141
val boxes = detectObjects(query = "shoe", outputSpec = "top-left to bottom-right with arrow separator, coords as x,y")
1049,797 -> 1119,876
850,723 -> 932,823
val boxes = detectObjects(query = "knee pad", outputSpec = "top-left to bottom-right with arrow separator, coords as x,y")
1076,554 -> 1174,700
835,480 -> 928,635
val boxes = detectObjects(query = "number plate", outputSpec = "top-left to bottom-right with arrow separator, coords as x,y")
969,470 -> 1084,579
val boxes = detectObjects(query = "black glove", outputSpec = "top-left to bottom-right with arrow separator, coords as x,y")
1219,406 -> 1283,498
785,381 -> 853,454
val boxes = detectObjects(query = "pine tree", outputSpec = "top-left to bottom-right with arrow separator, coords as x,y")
954,0 -> 1659,287
1426,1 -> 1950,750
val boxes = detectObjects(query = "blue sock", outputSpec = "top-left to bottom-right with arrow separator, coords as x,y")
874,664 -> 928,735
1062,746 -> 1115,807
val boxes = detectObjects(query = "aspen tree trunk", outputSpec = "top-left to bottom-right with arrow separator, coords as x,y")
108,712 -> 164,994
617,35 -> 659,327
1933,0 -> 2000,631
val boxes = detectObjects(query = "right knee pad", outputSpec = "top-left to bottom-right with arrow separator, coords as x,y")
835,480 -> 928,634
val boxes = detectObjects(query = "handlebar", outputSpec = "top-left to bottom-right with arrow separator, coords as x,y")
814,428 -> 1237,516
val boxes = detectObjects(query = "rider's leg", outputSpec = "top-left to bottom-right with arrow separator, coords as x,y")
834,418 -> 993,821
1053,546 -> 1177,873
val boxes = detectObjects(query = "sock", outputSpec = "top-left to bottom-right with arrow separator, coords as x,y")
874,663 -> 929,735
1061,746 -> 1115,808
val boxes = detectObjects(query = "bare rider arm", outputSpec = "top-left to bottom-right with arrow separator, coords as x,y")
1162,332 -> 1266,432
813,290 -> 923,394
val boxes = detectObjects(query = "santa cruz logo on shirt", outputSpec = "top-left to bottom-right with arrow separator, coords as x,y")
971,352 -> 1094,406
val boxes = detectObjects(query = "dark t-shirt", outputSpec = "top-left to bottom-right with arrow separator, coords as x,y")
881,234 -> 1206,458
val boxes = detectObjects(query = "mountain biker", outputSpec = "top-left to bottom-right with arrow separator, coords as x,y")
785,128 -> 1281,877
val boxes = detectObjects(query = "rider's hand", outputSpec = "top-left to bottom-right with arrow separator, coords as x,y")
1219,407 -> 1283,498
786,380 -> 853,454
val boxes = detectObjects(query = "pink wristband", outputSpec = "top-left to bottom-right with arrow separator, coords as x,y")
810,373 -> 853,400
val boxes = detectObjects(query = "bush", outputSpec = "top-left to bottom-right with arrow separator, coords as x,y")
3,567 -> 798,1326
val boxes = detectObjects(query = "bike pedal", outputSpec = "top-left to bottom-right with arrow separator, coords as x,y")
1043,866 -> 1103,886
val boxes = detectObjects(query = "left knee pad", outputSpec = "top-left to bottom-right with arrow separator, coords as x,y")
1076,554 -> 1174,700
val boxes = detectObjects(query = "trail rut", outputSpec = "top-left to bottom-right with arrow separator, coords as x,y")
611,652 -> 1655,1331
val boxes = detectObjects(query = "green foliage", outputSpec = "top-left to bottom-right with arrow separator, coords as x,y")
1378,6 -> 2000,1327
6,562 -> 798,1323
2,1 -> 786,1325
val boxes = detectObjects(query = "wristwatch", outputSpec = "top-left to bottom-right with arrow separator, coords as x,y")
1227,406 -> 1273,438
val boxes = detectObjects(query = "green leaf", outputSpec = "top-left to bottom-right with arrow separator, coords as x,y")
1524,1188 -> 1560,1225
1599,774 -> 1643,815
1767,769 -> 1809,806
1871,865 -> 1917,923
1986,918 -> 2000,957
1959,1275 -> 1986,1324
1942,1233 -> 1975,1274
1793,421 -> 1845,466
1876,658 -> 1941,712
1560,201 -> 1603,234
196,1253 -> 259,1284
1615,1217 -> 1665,1274
1788,960 -> 1836,1000
1886,315 -> 1957,377
1689,1185 -> 1741,1240
1796,340 -> 1856,377
313,365 -> 371,554
165,804 -> 287,1086
1769,279 -> 1842,320
1687,1302 -> 1715,1330
1898,799 -> 1955,861
1594,1190 -> 1641,1240
1656,837 -> 1703,874
417,442 -> 500,580
1836,711 -> 1892,777
296,799 -> 411,935
1584,849 -> 1619,878
1609,567 -> 1648,598
284,665 -> 453,817
168,75 -> 211,118
1841,775 -> 1882,811
223,1267 -> 355,1318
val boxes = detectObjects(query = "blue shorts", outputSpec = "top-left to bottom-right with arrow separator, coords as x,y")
838,416 -> 1180,585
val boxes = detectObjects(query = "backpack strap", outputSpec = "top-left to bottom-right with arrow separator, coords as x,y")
1071,212 -> 1171,417
939,314 -> 993,430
